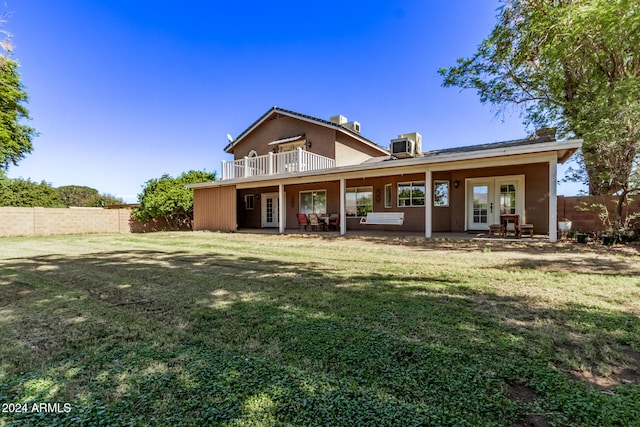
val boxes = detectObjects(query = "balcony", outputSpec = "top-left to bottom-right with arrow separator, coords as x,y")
221,148 -> 336,180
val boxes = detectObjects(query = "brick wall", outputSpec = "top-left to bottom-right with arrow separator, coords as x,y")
557,195 -> 640,233
0,207 -> 133,237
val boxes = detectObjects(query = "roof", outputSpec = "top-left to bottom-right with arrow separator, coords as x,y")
224,106 -> 389,155
422,134 -> 576,163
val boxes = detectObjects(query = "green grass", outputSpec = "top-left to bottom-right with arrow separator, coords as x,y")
0,232 -> 639,426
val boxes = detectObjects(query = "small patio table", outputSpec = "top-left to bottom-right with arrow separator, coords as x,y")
500,214 -> 520,238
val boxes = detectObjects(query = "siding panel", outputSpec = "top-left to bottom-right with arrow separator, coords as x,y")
193,186 -> 237,232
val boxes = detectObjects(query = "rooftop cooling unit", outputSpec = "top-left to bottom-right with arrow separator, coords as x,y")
390,138 -> 415,158
345,121 -> 361,133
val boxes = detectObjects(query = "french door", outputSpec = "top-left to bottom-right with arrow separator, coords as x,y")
261,192 -> 283,228
466,176 -> 524,230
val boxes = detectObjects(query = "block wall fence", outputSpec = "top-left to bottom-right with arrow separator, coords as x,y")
0,207 -> 133,237
557,195 -> 640,233
0,207 -> 185,237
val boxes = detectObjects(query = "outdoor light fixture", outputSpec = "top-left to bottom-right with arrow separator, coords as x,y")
454,181 -> 460,188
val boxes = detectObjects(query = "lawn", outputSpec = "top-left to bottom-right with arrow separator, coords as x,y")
0,232 -> 639,426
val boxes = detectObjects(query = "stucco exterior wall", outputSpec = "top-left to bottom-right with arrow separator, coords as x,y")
334,134 -> 387,167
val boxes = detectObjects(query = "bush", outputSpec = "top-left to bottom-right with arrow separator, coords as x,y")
132,170 -> 216,230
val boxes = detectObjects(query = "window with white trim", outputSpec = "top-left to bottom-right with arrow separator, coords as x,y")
299,190 -> 326,214
384,184 -> 392,208
397,182 -> 425,207
346,186 -> 373,217
499,184 -> 516,214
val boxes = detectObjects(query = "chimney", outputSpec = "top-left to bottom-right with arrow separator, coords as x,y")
535,128 -> 556,141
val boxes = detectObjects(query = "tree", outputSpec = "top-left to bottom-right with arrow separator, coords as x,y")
57,185 -> 123,207
439,0 -> 640,227
0,23 -> 36,170
132,170 -> 216,230
0,177 -> 64,207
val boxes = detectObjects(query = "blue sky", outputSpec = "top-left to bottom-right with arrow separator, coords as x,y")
7,1 -> 582,202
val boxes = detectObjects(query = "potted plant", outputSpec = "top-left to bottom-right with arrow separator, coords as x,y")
558,218 -> 572,239
576,232 -> 589,244
558,219 -> 572,233
602,230 -> 617,246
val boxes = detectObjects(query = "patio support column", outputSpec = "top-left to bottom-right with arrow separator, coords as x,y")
278,183 -> 285,234
549,156 -> 558,242
425,169 -> 432,238
339,178 -> 346,235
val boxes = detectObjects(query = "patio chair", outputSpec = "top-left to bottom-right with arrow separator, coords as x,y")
328,214 -> 339,231
308,213 -> 323,231
297,214 -> 309,231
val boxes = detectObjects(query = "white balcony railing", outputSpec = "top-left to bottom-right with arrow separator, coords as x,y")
221,148 -> 336,180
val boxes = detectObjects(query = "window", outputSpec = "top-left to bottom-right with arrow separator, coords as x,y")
299,190 -> 326,215
346,187 -> 373,217
434,181 -> 449,207
278,141 -> 306,153
244,194 -> 254,210
397,182 -> 425,207
499,184 -> 516,214
384,184 -> 392,208
472,185 -> 489,224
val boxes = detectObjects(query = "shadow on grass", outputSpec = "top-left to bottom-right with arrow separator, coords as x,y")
1,248 -> 639,426
332,233 -> 640,256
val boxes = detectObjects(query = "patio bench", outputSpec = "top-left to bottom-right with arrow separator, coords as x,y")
359,212 -> 405,225
519,223 -> 534,238
489,224 -> 504,237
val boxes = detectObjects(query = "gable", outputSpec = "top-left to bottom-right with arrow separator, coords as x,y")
229,114 -> 337,160
225,107 -> 389,161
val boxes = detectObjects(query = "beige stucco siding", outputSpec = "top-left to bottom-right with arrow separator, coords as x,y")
334,140 -> 379,166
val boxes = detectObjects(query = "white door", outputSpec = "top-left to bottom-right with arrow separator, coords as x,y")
261,192 -> 281,228
466,176 -> 524,230
469,182 -> 491,230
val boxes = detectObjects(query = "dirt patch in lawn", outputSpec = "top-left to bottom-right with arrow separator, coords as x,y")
570,345 -> 640,389
508,383 -> 550,427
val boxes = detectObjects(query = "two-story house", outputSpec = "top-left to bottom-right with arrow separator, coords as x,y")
187,106 -> 582,241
